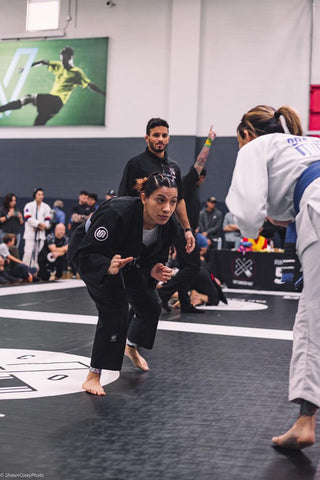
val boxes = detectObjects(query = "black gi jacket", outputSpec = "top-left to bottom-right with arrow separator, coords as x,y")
118,148 -> 183,200
69,197 -> 178,290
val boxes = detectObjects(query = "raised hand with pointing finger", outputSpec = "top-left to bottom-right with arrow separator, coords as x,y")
107,254 -> 134,275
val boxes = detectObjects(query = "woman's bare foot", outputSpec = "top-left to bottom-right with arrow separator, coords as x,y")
125,345 -> 149,371
82,371 -> 106,396
272,415 -> 316,449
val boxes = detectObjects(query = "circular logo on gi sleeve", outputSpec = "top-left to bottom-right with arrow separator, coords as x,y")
94,226 -> 109,241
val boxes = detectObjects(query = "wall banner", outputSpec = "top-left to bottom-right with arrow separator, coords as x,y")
0,37 -> 108,126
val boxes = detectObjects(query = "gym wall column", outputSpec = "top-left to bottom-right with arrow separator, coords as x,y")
167,0 -> 202,136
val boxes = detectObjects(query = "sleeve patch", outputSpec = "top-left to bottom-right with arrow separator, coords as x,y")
94,227 -> 109,241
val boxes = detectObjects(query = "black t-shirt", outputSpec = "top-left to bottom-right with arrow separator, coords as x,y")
46,233 -> 68,249
38,233 -> 68,263
182,166 -> 200,230
72,203 -> 92,216
118,148 -> 183,199
0,208 -> 21,234
70,203 -> 93,231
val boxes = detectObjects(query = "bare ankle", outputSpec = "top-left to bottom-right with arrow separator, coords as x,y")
86,371 -> 101,381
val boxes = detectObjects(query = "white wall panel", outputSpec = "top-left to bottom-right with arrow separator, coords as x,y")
0,0 -> 313,138
198,0 -> 311,135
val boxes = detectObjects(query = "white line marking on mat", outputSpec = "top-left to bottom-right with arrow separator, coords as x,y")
0,309 -> 292,341
0,279 -> 85,297
224,288 -> 300,297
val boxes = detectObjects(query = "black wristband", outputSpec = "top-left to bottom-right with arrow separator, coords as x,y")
184,227 -> 192,232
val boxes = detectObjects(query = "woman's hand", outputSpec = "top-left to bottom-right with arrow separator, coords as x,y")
108,254 -> 134,275
151,263 -> 174,283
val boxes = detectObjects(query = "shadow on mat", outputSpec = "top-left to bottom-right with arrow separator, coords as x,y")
263,446 -> 316,480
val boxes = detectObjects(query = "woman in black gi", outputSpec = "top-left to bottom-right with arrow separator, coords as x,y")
69,173 -> 178,395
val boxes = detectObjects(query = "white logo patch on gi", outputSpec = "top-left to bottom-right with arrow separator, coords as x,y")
94,226 -> 109,241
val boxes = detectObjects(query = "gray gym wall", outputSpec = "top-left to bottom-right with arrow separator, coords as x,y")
0,136 -> 238,203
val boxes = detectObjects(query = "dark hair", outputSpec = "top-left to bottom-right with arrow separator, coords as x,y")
2,193 -> 16,211
88,193 -> 98,202
3,233 -> 16,245
200,168 -> 207,177
33,188 -> 44,199
79,190 -> 89,196
237,105 -> 303,142
60,46 -> 74,58
135,172 -> 177,197
146,118 -> 169,135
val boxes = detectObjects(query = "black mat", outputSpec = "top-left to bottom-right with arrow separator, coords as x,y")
0,285 -> 319,480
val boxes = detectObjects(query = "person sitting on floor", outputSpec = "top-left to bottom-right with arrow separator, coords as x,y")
198,196 -> 223,246
0,234 -> 36,283
8,234 -> 39,282
0,255 -> 17,285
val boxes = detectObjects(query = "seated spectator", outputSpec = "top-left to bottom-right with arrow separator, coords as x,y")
0,255 -> 17,285
0,193 -> 24,247
38,223 -> 68,281
0,234 -> 36,282
199,196 -> 223,247
223,211 -> 241,249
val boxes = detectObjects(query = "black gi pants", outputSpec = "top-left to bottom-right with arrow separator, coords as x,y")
87,267 -> 161,371
158,228 -> 200,309
190,269 -> 219,305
